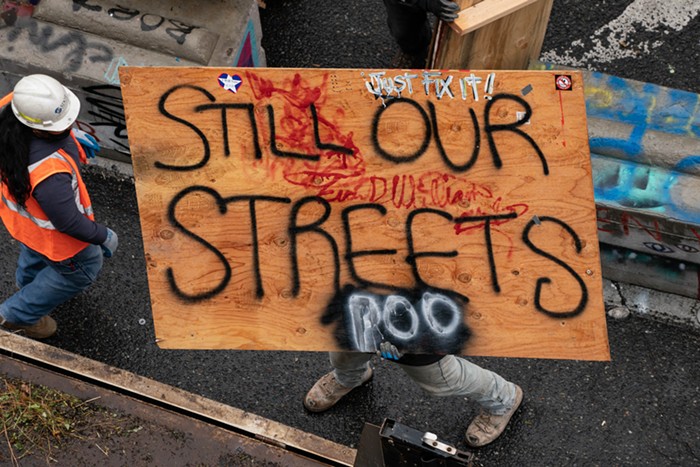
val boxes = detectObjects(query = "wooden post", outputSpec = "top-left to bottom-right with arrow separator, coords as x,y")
430,0 -> 554,70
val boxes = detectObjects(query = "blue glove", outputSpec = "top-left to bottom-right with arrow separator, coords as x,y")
101,228 -> 118,258
72,129 -> 100,159
378,341 -> 403,361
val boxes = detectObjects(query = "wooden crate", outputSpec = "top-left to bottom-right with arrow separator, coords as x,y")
120,66 -> 608,360
430,0 -> 554,70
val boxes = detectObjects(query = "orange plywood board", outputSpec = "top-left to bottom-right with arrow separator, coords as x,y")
120,67 -> 609,360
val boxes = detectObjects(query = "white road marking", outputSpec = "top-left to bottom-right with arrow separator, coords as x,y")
541,0 -> 700,66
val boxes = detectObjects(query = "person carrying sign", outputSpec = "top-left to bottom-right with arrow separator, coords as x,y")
304,347 -> 523,447
384,0 -> 460,68
0,74 -> 118,339
306,5 -> 522,442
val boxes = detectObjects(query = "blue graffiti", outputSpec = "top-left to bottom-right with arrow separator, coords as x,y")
592,154 -> 700,225
537,63 -> 700,144
674,155 -> 700,172
588,124 -> 647,159
586,73 -> 700,161
585,71 -> 700,138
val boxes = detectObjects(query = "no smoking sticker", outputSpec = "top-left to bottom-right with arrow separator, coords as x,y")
555,74 -> 573,91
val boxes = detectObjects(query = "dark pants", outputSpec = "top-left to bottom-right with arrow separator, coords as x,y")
383,0 -> 433,61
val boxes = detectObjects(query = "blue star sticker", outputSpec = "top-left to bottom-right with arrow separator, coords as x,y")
218,73 -> 242,93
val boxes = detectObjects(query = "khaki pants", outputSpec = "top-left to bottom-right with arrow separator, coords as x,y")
329,351 -> 518,415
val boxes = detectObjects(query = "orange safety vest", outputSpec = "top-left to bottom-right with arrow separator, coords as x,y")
0,134 -> 94,262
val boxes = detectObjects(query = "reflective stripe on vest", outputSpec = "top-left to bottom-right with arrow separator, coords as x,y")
0,191 -> 56,230
0,149 -> 94,261
25,152 -> 95,219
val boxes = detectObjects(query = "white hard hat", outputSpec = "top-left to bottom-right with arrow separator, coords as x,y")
11,74 -> 80,131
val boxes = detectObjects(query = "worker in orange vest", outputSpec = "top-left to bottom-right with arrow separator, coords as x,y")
0,74 -> 118,339
384,0 -> 459,68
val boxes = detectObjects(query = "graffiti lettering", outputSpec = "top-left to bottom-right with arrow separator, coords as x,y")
166,186 -> 292,302
140,14 -> 165,31
320,285 -> 472,354
364,70 -> 457,100
422,71 -> 454,99
82,85 -> 128,150
364,71 -> 494,102
165,20 -> 198,45
120,67 -> 604,354
597,208 -> 663,241
166,186 -> 584,322
522,216 -> 588,318
72,0 -> 101,13
343,290 -> 468,353
372,94 -> 548,174
107,6 -> 140,21
157,86 -> 548,175
2,20 -> 113,73
364,71 -> 419,98
596,207 -> 700,262
72,0 -> 199,45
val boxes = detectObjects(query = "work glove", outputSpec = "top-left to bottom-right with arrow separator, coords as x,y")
72,128 -> 100,159
377,341 -> 403,361
101,228 -> 119,258
403,0 -> 460,22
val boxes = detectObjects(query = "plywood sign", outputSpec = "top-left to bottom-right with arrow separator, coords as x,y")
120,67 -> 609,360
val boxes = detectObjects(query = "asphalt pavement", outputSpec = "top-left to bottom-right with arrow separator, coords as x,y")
0,1 -> 698,465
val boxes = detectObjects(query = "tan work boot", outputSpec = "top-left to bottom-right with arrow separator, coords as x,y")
465,384 -> 523,448
1,315 -> 57,339
303,368 -> 373,413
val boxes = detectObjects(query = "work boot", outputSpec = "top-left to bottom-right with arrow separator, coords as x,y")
1,315 -> 57,339
303,368 -> 373,413
465,384 -> 523,447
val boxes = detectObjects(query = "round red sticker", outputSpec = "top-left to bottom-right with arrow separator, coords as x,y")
555,75 -> 573,91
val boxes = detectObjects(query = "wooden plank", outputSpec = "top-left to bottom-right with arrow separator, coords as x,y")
0,332 -> 356,466
119,67 -> 609,360
431,0 -> 554,70
449,0 -> 541,36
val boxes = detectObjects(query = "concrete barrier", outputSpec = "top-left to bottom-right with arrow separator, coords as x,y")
532,62 -> 700,298
34,0 -> 221,65
0,0 -> 266,161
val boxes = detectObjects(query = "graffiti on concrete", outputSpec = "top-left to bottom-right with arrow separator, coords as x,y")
585,72 -> 700,138
1,19 -> 113,73
104,56 -> 128,85
233,19 -> 261,67
585,72 -> 700,174
593,156 -> 700,225
71,0 -> 200,45
600,244 -> 700,299
598,205 -> 700,263
81,84 -> 128,151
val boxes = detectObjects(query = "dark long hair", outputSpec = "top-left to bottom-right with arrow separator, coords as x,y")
0,105 -> 32,208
